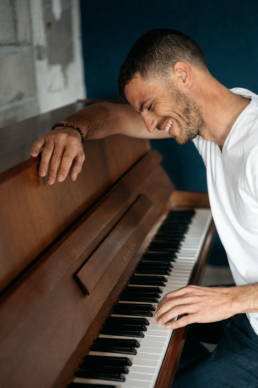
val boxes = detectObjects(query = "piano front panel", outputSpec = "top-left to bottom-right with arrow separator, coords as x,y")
0,135 -> 150,292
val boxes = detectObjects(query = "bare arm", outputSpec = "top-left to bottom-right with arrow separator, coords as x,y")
30,101 -> 169,185
66,101 -> 170,140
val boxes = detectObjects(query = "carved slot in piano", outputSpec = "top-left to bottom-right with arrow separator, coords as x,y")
74,194 -> 153,295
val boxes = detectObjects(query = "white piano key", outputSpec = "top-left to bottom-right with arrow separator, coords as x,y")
74,376 -> 153,388
128,365 -> 156,374
125,372 -> 153,381
74,377 -> 121,386
122,381 -> 153,388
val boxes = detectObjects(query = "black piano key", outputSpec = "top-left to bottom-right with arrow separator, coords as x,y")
137,262 -> 172,270
148,242 -> 181,250
136,264 -> 172,274
156,226 -> 185,232
129,275 -> 167,286
103,320 -> 147,331
147,247 -> 178,255
114,302 -> 155,312
155,230 -> 185,237
101,327 -> 145,337
124,286 -> 162,295
156,230 -> 186,237
152,239 -> 181,247
141,260 -> 174,268
79,364 -> 129,374
142,252 -> 176,261
161,219 -> 189,226
75,369 -> 126,382
168,209 -> 195,216
69,384 -> 116,388
121,288 -> 161,297
139,266 -> 171,274
135,268 -> 171,276
120,289 -> 161,299
119,294 -> 159,303
82,355 -> 132,367
105,316 -> 149,326
91,337 -> 140,354
112,302 -> 155,317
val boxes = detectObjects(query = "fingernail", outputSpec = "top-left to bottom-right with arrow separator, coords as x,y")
57,175 -> 64,182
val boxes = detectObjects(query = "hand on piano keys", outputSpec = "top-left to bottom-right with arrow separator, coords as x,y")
155,283 -> 238,330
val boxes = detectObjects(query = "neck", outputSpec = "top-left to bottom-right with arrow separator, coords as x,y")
192,72 -> 250,147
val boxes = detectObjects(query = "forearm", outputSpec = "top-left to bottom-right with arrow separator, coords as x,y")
65,101 -> 169,140
232,283 -> 258,314
30,100 -> 169,185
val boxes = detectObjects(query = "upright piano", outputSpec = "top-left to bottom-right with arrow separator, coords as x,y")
0,103 -> 214,388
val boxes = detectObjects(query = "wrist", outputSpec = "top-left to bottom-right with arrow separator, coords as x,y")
230,284 -> 258,314
51,121 -> 87,143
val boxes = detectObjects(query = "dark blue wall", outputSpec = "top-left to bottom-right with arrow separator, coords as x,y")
80,0 -> 258,193
80,0 -> 258,265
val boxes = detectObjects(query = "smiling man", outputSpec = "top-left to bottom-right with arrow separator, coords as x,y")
31,29 -> 258,387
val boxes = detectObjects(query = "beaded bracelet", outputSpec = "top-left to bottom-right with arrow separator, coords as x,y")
51,122 -> 85,143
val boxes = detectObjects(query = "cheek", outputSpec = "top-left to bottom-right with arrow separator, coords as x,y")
155,103 -> 176,117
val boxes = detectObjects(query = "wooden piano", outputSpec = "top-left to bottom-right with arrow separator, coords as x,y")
0,104 -> 215,388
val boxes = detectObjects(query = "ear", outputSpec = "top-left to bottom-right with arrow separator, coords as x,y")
172,61 -> 192,88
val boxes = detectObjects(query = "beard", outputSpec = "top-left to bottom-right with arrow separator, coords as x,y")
170,86 -> 205,144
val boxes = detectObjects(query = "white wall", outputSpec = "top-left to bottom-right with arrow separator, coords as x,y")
0,0 -> 86,128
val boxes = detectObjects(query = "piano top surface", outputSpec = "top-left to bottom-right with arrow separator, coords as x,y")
0,102 -> 82,175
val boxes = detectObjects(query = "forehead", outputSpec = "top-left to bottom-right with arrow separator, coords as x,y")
124,73 -> 163,109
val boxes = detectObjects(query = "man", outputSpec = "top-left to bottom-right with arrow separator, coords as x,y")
31,30 -> 258,387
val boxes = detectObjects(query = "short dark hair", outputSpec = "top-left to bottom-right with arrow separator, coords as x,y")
118,29 -> 207,98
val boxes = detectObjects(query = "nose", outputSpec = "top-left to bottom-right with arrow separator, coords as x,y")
141,111 -> 156,133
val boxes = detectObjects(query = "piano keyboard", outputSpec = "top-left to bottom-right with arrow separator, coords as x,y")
69,208 -> 212,388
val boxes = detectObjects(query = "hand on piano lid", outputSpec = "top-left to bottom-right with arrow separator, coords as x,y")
30,126 -> 85,185
154,285 -> 241,329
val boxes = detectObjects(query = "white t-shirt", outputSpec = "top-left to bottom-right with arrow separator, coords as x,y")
193,87 -> 258,334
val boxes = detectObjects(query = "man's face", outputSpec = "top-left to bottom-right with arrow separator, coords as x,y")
124,72 -> 204,144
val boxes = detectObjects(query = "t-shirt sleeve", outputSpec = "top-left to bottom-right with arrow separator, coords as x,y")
245,146 -> 258,197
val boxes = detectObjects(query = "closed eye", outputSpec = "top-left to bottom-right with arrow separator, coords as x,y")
147,104 -> 153,111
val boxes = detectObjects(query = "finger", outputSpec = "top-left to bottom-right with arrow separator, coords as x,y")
155,288 -> 192,314
57,148 -> 77,182
47,144 -> 65,185
156,286 -> 204,313
165,314 -> 198,330
157,304 -> 196,326
30,138 -> 46,157
155,296 -> 195,320
38,141 -> 55,177
70,153 -> 85,181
